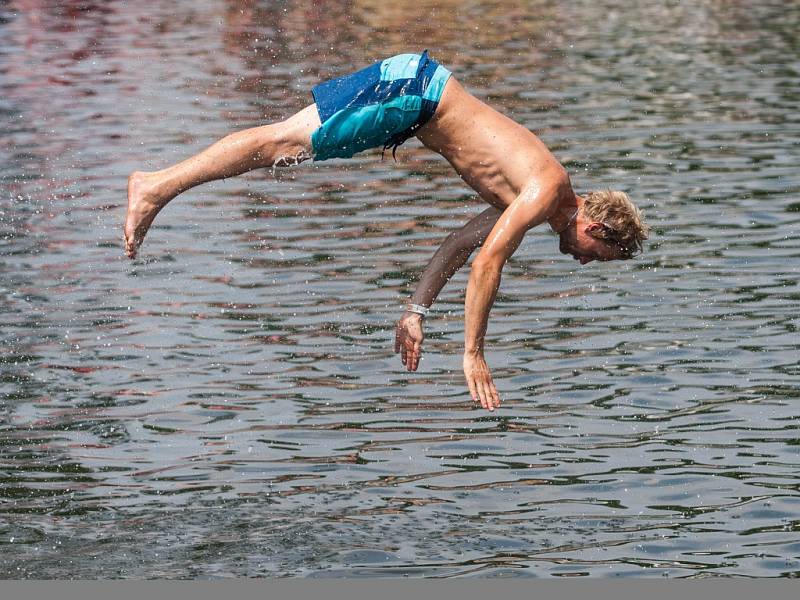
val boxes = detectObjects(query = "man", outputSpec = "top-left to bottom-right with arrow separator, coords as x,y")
124,51 -> 649,412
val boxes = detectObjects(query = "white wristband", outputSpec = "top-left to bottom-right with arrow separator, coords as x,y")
405,303 -> 430,317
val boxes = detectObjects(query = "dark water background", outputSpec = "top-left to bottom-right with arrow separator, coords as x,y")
1,0 -> 799,578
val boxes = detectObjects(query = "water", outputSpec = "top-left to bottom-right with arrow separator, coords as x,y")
1,0 -> 799,578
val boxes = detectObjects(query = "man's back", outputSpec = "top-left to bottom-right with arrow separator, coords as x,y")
417,77 -> 570,208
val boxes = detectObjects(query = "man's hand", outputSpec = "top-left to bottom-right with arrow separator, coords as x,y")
463,350 -> 500,411
395,312 -> 424,371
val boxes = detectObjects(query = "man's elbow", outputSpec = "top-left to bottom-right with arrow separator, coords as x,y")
445,230 -> 472,255
471,253 -> 503,275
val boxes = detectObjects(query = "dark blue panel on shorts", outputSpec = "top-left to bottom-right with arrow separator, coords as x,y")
312,75 -> 430,124
312,51 -> 436,122
312,63 -> 383,123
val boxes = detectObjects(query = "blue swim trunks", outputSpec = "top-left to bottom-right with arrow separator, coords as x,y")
310,50 -> 452,161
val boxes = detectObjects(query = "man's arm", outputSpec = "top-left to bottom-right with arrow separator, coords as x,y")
463,179 -> 566,410
395,206 -> 503,371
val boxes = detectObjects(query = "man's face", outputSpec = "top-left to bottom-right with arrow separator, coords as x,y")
558,216 -> 624,264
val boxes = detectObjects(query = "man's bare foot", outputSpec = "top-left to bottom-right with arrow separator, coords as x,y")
124,171 -> 166,259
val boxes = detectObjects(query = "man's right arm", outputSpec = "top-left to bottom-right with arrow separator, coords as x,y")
395,205 -> 503,371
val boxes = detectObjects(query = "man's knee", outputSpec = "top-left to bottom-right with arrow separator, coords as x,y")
255,121 -> 308,164
279,105 -> 320,147
248,106 -> 318,166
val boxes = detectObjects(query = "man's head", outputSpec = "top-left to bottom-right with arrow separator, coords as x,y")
558,190 -> 649,264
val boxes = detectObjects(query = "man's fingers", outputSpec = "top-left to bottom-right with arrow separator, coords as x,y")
402,339 -> 416,371
466,373 -> 491,409
463,355 -> 501,411
396,320 -> 425,372
410,342 -> 421,371
476,379 -> 488,410
489,381 -> 500,409
475,376 -> 500,411
483,375 -> 498,408
479,379 -> 494,411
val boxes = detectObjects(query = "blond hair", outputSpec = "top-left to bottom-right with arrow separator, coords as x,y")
582,190 -> 650,259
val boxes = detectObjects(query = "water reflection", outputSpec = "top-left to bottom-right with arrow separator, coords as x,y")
1,0 -> 800,580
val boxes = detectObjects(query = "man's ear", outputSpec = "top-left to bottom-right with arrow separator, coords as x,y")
585,222 -> 605,233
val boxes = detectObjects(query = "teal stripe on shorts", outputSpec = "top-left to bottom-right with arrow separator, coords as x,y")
423,65 -> 450,102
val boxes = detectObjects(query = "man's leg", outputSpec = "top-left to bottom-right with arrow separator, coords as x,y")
124,104 -> 321,258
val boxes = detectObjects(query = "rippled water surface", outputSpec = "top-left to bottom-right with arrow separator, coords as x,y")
2,0 -> 800,579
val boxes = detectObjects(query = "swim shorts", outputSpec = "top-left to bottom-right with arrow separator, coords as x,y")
310,50 -> 451,162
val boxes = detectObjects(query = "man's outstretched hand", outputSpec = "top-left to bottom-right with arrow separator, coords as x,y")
463,351 -> 501,411
395,312 -> 424,371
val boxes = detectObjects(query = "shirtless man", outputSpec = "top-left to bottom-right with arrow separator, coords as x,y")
124,51 -> 649,412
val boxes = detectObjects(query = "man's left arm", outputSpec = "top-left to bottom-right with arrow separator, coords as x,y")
396,206 -> 503,371
463,180 -> 565,410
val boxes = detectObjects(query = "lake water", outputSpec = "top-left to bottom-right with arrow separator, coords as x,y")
1,0 -> 799,578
